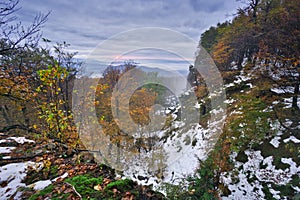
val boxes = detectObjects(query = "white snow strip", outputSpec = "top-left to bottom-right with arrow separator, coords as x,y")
52,172 -> 68,182
224,83 -> 235,88
2,156 -> 11,159
210,108 -> 224,115
30,180 -> 52,191
230,110 -> 243,115
9,137 -> 35,144
224,99 -> 236,104
0,137 -> 35,144
283,136 -> 300,144
292,186 -> 300,192
270,86 -> 297,94
28,172 -> 69,191
0,146 -> 16,154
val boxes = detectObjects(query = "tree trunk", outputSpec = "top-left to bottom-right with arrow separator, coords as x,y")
292,80 -> 299,109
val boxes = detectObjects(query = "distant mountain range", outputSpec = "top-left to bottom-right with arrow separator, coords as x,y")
137,65 -> 188,77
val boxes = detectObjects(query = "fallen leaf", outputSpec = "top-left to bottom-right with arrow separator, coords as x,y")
94,184 -> 102,191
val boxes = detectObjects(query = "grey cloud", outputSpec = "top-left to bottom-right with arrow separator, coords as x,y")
17,0 -> 242,66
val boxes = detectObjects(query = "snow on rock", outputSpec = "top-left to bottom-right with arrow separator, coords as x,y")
0,162 -> 43,199
221,170 -> 265,200
210,108 -> 225,115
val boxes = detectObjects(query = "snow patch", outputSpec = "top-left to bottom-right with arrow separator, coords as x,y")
221,150 -> 300,199
29,172 -> 69,191
224,83 -> 235,88
283,136 -> 300,144
224,98 -> 236,104
246,83 -> 253,88
0,162 -> 43,199
0,146 -> 16,154
271,86 -> 296,94
270,136 -> 281,148
0,136 -> 35,144
283,97 -> 300,109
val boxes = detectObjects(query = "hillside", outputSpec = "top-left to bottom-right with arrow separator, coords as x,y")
0,0 -> 299,199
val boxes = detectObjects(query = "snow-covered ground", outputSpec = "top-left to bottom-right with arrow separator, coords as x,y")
0,135 -> 72,199
0,162 -> 43,199
220,68 -> 300,199
0,136 -> 42,199
221,150 -> 300,200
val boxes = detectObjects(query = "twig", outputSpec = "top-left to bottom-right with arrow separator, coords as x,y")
65,182 -> 82,200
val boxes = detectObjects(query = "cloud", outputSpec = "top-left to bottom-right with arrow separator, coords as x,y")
16,0 -> 243,70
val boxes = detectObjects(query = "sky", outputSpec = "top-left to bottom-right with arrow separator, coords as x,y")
16,0 -> 244,72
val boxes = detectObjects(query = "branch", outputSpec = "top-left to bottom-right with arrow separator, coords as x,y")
0,124 -> 41,134
65,182 -> 82,200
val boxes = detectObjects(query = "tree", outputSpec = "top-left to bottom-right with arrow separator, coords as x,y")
202,0 -> 299,110
0,0 -> 50,133
254,0 -> 300,109
0,0 -> 50,55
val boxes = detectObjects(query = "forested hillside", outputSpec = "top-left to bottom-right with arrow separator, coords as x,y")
195,0 -> 300,199
0,0 -> 299,199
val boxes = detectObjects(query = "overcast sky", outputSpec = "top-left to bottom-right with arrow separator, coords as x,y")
16,0 -> 244,72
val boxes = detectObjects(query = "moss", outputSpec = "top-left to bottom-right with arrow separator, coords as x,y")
65,174 -> 103,199
224,93 -> 272,153
262,184 -> 276,200
291,175 -> 300,187
272,184 -> 295,198
49,165 -> 59,178
254,139 -> 298,170
28,185 -> 55,200
158,182 -> 188,200
236,150 -> 248,163
105,179 -> 134,192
